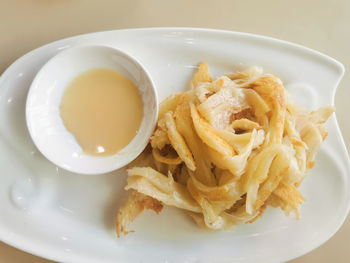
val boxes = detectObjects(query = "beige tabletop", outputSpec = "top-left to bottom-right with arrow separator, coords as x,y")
1,0 -> 349,262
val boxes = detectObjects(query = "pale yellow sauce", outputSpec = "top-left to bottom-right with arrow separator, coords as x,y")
60,68 -> 143,156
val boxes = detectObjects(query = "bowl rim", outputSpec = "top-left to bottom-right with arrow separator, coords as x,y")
25,44 -> 159,175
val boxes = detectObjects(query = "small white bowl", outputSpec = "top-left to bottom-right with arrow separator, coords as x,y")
26,45 -> 158,174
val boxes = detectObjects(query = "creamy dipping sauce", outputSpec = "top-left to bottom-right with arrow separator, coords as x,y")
60,68 -> 143,156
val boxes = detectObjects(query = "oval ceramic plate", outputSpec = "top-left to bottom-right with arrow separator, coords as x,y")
0,28 -> 349,263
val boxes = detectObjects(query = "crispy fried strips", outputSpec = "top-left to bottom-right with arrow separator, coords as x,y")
116,63 -> 333,235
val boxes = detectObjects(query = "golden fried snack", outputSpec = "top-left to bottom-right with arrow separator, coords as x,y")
116,190 -> 163,237
116,63 -> 334,236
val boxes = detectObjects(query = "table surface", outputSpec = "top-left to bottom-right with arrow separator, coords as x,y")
1,0 -> 349,262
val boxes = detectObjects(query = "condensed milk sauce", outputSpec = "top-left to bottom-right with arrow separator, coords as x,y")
60,68 -> 143,156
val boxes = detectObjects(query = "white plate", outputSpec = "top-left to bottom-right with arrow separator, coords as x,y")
0,28 -> 349,263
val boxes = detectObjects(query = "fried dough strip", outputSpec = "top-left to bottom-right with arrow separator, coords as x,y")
116,190 -> 163,237
116,63 -> 333,235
